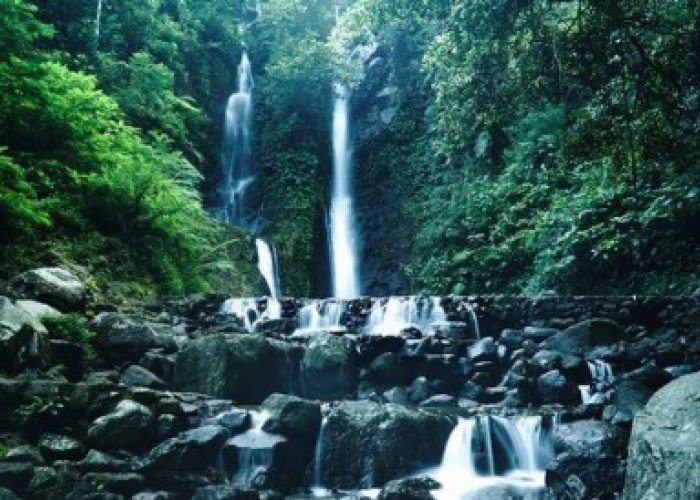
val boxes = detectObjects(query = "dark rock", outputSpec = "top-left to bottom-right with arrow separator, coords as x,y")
131,493 -> 177,500
378,477 -> 440,500
3,445 -> 44,465
156,414 -> 179,440
38,433 -> 86,462
499,329 -> 524,349
202,409 -> 250,434
543,319 -> 626,356
665,364 -> 694,379
139,351 -> 176,383
120,365 -> 168,390
0,296 -> 48,373
175,334 -> 295,405
301,333 -> 356,400
383,386 -> 408,405
537,370 -> 581,405
317,401 -> 452,488
78,450 -> 129,473
369,353 -> 408,386
559,355 -> 590,384
261,393 -> 322,445
523,326 -> 559,343
469,337 -> 497,363
356,336 -> 405,364
0,487 -> 20,500
91,313 -> 162,365
27,466 -> 58,492
0,462 -> 33,490
547,420 -> 626,499
6,267 -> 86,312
623,371 -> 700,499
49,339 -> 84,381
407,377 -> 434,405
192,485 -> 260,499
87,400 -> 155,452
137,425 -> 229,473
530,351 -> 562,376
84,472 -> 145,495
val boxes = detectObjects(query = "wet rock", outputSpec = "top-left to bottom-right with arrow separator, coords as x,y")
261,393 -> 322,445
38,433 -> 86,462
356,336 -> 405,364
317,400 -> 452,488
87,400 -> 155,452
407,376 -> 435,405
91,313 -> 162,365
523,326 -> 559,343
383,386 -> 408,405
202,409 -> 250,434
369,352 -> 408,386
419,394 -> 456,407
542,319 -> 626,356
27,466 -> 58,492
0,296 -> 48,373
499,329 -> 524,349
623,371 -> 700,499
175,334 -> 295,404
5,267 -> 85,312
301,333 -> 357,400
120,365 -> 168,390
530,351 -> 562,376
469,337 -> 497,363
537,370 -> 581,405
84,472 -> 145,495
547,420 -> 626,499
78,450 -> 129,473
378,477 -> 440,500
137,425 -> 229,473
49,339 -> 84,381
192,485 -> 260,499
0,462 -> 33,490
3,445 -> 44,465
139,351 -> 175,383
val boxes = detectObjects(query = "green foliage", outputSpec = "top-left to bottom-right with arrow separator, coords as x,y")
42,314 -> 96,361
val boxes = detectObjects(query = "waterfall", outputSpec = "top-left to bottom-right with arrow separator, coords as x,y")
256,238 -> 281,299
297,300 -> 344,333
426,415 -> 553,499
330,84 -> 360,299
95,0 -> 103,43
222,52 -> 254,225
466,303 -> 481,340
366,297 -> 447,336
312,416 -> 329,488
221,297 -> 281,333
580,359 -> 614,404
230,410 -> 285,487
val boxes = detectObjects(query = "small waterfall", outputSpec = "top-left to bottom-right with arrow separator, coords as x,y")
580,359 -> 614,404
297,300 -> 344,333
312,416 -> 329,488
426,415 -> 554,499
329,84 -> 360,299
366,297 -> 447,336
466,303 -> 481,340
221,297 -> 281,333
230,410 -> 285,487
255,238 -> 281,299
95,0 -> 103,43
222,52 -> 254,225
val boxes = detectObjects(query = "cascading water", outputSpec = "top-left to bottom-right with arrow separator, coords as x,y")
256,238 -> 281,299
580,359 -> 614,404
425,415 -> 554,499
366,297 -> 446,336
221,297 -> 281,333
312,416 -> 329,489
94,0 -> 103,43
329,84 -> 360,299
296,300 -> 344,333
230,410 -> 286,487
222,52 -> 254,225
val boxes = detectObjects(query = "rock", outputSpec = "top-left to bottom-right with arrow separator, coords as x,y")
48,339 -> 84,381
378,477 -> 440,500
6,267 -> 85,312
543,319 -> 626,356
132,493 -> 177,500
611,364 -> 675,424
203,409 -> 250,434
530,350 -> 562,376
301,333 -> 357,400
0,487 -> 20,499
38,433 -> 86,462
120,365 -> 168,390
192,485 -> 260,499
137,425 -> 229,473
91,313 -> 162,365
369,352 -> 408,386
419,394 -> 456,407
175,334 -> 295,405
383,386 -> 408,405
78,450 -> 129,472
317,400 -> 452,488
261,393 -> 321,445
87,400 -> 155,452
559,355 -> 590,384
0,296 -> 48,373
3,445 -> 45,465
623,371 -> 700,499
356,336 -> 405,364
27,466 -> 58,492
537,370 -> 581,405
84,472 -> 145,495
499,329 -> 524,349
407,377 -> 435,405
0,462 -> 33,490
547,420 -> 626,499
523,326 -> 559,343
469,337 -> 497,363
139,351 -> 175,383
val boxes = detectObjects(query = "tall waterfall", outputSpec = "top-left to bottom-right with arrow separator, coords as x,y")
95,0 -> 103,43
222,52 -> 254,225
330,84 -> 360,299
255,238 -> 281,299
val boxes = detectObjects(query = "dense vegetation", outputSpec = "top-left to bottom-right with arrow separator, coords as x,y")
1,0 -> 698,297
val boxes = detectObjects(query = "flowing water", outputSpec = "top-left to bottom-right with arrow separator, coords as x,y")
580,359 -> 614,404
221,297 -> 281,333
297,300 -> 345,333
256,238 -> 281,299
365,297 -> 446,336
230,410 -> 286,487
222,52 -> 254,225
424,415 -> 554,499
330,84 -> 360,299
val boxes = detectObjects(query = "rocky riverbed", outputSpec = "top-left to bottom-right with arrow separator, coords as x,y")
1,267 -> 700,499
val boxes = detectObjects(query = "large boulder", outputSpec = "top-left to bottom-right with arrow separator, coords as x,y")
5,268 -> 85,312
301,333 -> 357,400
261,393 -> 322,446
91,313 -> 164,365
623,371 -> 700,499
316,401 -> 452,488
537,370 -> 581,405
87,400 -> 155,452
175,334 -> 296,404
0,296 -> 50,373
546,420 -> 627,499
137,425 -> 229,473
542,319 -> 625,356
